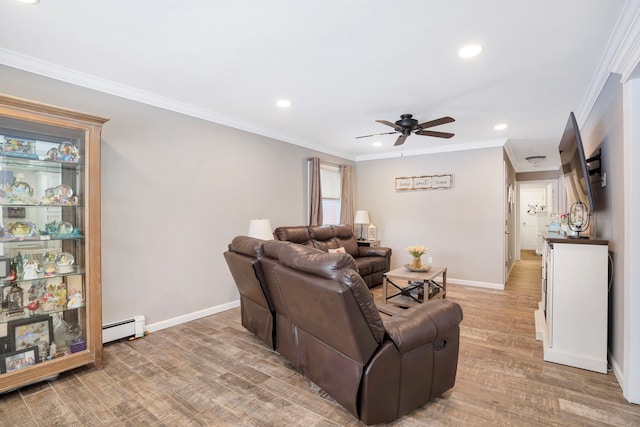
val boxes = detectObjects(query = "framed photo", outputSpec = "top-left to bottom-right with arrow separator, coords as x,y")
395,177 -> 414,191
413,176 -> 433,190
0,346 -> 39,373
432,174 -> 452,189
8,315 -> 53,353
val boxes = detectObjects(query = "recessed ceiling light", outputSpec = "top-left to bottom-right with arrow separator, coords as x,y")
276,99 -> 292,108
372,142 -> 382,147
494,123 -> 508,130
16,0 -> 39,4
458,44 -> 483,58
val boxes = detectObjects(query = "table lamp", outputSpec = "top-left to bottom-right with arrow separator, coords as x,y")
248,218 -> 273,240
354,210 -> 370,240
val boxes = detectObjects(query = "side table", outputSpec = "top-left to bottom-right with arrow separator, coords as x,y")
357,240 -> 381,247
383,265 -> 447,308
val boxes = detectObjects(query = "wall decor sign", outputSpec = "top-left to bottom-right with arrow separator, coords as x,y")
394,177 -> 414,191
395,174 -> 452,191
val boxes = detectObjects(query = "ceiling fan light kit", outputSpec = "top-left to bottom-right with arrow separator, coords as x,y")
357,113 -> 455,146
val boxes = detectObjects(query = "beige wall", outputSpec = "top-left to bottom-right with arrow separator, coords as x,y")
0,65 -> 352,328
355,146 -> 505,288
580,73 -> 625,380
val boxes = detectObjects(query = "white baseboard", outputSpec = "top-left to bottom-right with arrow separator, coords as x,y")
447,277 -> 505,290
609,350 -> 624,394
145,299 -> 240,334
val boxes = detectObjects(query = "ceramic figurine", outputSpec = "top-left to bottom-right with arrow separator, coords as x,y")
23,259 -> 39,280
27,298 -> 40,314
67,289 -> 83,309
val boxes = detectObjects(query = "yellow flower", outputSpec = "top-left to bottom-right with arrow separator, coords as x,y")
407,245 -> 428,257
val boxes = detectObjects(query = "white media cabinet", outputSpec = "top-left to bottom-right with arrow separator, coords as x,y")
534,233 -> 609,373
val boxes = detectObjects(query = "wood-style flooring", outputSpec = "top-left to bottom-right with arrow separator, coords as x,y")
1,250 -> 639,426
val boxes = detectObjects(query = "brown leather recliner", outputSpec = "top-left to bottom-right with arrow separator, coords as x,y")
223,236 -> 275,349
274,224 -> 391,288
224,236 -> 299,357
225,237 -> 463,425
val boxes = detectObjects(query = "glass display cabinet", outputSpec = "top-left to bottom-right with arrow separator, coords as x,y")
0,94 -> 107,392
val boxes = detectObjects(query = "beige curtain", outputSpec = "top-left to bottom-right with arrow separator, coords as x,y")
308,157 -> 323,226
339,164 -> 354,227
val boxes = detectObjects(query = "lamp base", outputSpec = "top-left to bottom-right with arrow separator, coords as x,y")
358,224 -> 365,240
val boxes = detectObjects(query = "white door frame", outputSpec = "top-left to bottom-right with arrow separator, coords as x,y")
516,179 -> 559,260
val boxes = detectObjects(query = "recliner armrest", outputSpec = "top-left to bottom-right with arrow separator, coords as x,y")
382,299 -> 463,353
358,247 -> 392,258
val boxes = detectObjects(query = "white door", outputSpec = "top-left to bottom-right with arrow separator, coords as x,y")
521,188 -> 546,250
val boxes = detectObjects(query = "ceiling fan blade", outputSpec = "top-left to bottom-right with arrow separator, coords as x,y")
376,120 -> 404,132
415,129 -> 455,139
355,131 -> 398,139
394,134 -> 409,146
418,116 -> 455,129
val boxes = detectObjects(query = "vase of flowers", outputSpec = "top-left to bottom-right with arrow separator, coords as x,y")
407,245 -> 428,269
560,212 -> 570,234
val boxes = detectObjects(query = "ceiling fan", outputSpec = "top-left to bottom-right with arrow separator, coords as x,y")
357,113 -> 455,146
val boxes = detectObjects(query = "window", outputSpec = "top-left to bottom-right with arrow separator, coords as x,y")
320,164 -> 341,225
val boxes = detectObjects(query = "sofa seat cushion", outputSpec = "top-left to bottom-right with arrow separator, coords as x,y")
355,256 -> 389,277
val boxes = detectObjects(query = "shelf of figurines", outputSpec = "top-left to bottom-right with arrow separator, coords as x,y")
1,180 -> 80,206
0,300 -> 86,326
1,272 -> 85,325
0,306 -> 88,371
0,220 -> 83,243
1,137 -> 82,167
0,155 -> 83,172
1,268 -> 85,288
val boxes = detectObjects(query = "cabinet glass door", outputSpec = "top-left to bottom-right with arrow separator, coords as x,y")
0,116 -> 87,371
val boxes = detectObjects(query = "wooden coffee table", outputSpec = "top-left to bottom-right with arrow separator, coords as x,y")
383,265 -> 447,308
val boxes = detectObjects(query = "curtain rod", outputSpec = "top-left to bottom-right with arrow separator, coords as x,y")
306,157 -> 344,168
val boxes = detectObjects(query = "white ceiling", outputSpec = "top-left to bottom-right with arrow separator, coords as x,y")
0,0 -> 631,171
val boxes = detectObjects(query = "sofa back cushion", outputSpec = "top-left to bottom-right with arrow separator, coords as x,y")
274,243 -> 384,363
224,236 -> 273,347
226,237 -> 269,306
331,225 -> 359,257
274,226 -> 314,247
276,225 -> 359,258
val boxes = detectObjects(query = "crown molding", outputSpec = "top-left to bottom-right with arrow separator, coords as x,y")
576,0 -> 640,124
355,138 -> 506,162
0,48 -> 357,161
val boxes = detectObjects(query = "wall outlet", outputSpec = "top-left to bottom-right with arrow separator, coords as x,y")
428,256 -> 433,264
601,172 -> 607,187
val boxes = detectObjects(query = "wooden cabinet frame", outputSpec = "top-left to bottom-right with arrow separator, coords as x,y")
0,94 -> 107,392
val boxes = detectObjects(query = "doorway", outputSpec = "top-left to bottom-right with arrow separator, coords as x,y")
517,180 -> 558,259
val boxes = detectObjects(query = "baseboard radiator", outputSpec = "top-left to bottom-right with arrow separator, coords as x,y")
102,315 -> 145,344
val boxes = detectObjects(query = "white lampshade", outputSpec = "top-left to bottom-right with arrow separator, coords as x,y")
354,210 -> 370,224
248,219 -> 273,240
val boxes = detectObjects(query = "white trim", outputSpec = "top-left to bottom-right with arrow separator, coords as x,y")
145,299 -> 240,334
0,48 -> 356,161
447,277 -> 505,291
610,348 -> 624,390
622,78 -> 640,404
355,138 -> 506,162
576,0 -> 640,124
610,2 -> 640,83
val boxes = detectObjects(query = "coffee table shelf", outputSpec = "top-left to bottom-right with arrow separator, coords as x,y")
383,265 -> 447,308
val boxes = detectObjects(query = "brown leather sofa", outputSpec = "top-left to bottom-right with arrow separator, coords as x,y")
224,236 -> 463,425
274,224 -> 391,288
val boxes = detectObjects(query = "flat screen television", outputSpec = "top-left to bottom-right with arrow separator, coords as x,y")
558,112 -> 597,212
